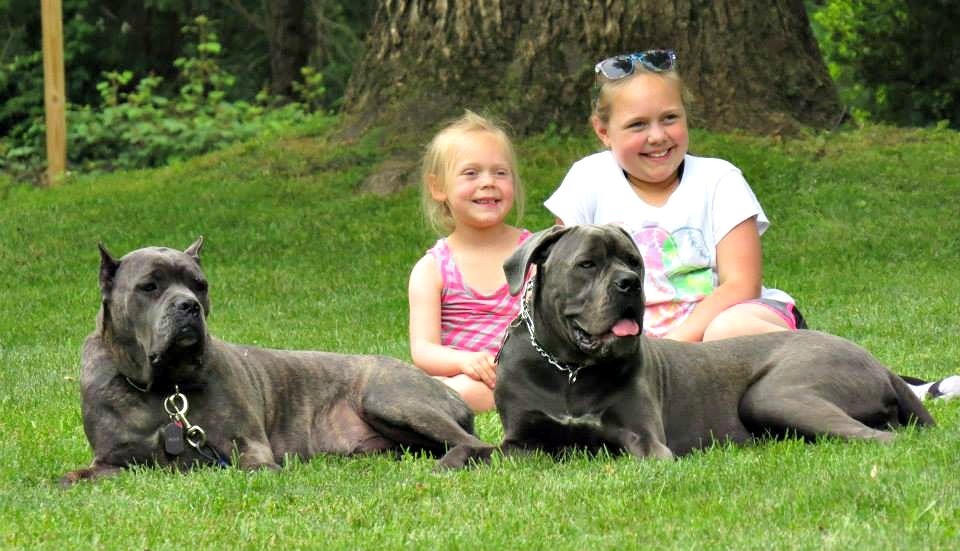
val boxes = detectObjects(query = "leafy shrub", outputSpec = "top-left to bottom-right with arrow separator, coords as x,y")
0,15 -> 326,183
0,51 -> 45,143
0,0 -> 115,144
812,0 -> 960,128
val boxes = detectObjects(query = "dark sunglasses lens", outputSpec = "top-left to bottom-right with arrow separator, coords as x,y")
642,50 -> 674,71
599,56 -> 634,79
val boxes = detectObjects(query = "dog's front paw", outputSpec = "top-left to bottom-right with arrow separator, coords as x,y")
647,442 -> 675,460
238,459 -> 282,471
235,443 -> 282,471
59,463 -> 124,487
59,470 -> 90,488
620,431 -> 674,460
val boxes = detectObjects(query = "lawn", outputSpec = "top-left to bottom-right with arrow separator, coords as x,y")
1,116 -> 958,550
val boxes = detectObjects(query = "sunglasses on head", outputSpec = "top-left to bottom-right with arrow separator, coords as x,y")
594,49 -> 677,80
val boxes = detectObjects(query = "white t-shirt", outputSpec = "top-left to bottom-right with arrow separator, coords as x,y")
545,151 -> 792,337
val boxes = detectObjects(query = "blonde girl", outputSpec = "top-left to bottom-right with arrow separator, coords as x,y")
408,111 -> 530,412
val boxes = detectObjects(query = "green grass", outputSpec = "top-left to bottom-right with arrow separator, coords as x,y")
2,116 -> 959,550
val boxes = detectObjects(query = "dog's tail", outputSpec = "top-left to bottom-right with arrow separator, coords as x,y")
889,372 -> 936,428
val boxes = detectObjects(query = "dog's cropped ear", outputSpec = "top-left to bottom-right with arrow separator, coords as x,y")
184,236 -> 204,264
611,224 -> 641,253
504,225 -> 573,295
97,243 -> 120,298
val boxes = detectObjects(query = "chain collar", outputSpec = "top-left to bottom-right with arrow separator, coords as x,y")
512,278 -> 587,383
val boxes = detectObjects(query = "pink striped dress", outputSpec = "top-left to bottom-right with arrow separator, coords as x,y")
428,230 -> 532,356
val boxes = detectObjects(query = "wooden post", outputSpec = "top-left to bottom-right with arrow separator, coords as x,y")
41,0 -> 67,186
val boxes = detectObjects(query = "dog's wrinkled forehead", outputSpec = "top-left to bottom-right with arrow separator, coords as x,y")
550,225 -> 642,267
116,247 -> 204,285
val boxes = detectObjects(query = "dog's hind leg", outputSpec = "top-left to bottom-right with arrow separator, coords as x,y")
434,443 -> 495,470
359,391 -> 494,470
888,372 -> 936,427
362,409 -> 494,470
740,386 -> 897,443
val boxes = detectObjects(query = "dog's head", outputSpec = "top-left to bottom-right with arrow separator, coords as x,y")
96,237 -> 211,389
505,225 -> 645,363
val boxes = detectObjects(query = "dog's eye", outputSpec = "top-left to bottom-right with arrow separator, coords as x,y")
577,260 -> 596,269
194,279 -> 208,293
137,282 -> 158,293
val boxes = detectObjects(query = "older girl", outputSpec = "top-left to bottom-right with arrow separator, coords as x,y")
546,49 -> 803,342
545,49 -> 958,401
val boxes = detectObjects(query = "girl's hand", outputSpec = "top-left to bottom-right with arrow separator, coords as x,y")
461,352 -> 497,389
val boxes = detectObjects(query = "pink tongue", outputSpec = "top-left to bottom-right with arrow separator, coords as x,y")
611,319 -> 640,337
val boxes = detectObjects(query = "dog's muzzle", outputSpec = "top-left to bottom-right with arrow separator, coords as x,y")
569,271 -> 643,353
172,297 -> 203,347
148,294 -> 206,367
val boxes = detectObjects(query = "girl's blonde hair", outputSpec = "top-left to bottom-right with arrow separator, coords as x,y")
420,110 -> 524,235
592,63 -> 695,126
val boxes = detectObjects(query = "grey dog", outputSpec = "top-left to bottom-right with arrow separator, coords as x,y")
490,225 -> 934,460
61,238 -> 493,485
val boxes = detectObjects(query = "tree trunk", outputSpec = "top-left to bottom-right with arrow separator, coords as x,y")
264,0 -> 311,97
344,0 -> 840,144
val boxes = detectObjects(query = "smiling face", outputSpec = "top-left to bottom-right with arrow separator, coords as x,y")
430,131 -> 516,231
592,73 -> 689,191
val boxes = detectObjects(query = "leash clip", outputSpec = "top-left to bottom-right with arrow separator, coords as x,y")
164,386 -> 208,448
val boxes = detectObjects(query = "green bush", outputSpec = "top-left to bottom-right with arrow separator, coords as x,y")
0,15 -> 325,182
0,51 -> 44,140
812,0 -> 960,128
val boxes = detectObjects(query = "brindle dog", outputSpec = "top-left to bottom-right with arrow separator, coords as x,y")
61,238 -> 492,485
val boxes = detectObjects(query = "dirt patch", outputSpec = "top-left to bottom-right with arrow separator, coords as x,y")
359,157 -> 419,195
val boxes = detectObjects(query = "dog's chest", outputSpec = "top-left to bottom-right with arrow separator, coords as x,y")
544,411 -> 605,430
533,382 -> 613,430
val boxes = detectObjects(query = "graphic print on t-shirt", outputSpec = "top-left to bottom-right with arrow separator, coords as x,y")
630,225 -> 714,336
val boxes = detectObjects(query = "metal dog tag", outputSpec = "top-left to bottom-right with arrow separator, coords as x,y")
162,422 -> 186,456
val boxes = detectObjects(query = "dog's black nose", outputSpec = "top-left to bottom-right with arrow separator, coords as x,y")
176,298 -> 202,317
614,273 -> 641,293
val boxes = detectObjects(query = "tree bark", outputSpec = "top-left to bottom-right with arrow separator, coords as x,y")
344,0 -> 841,140
263,0 -> 311,97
